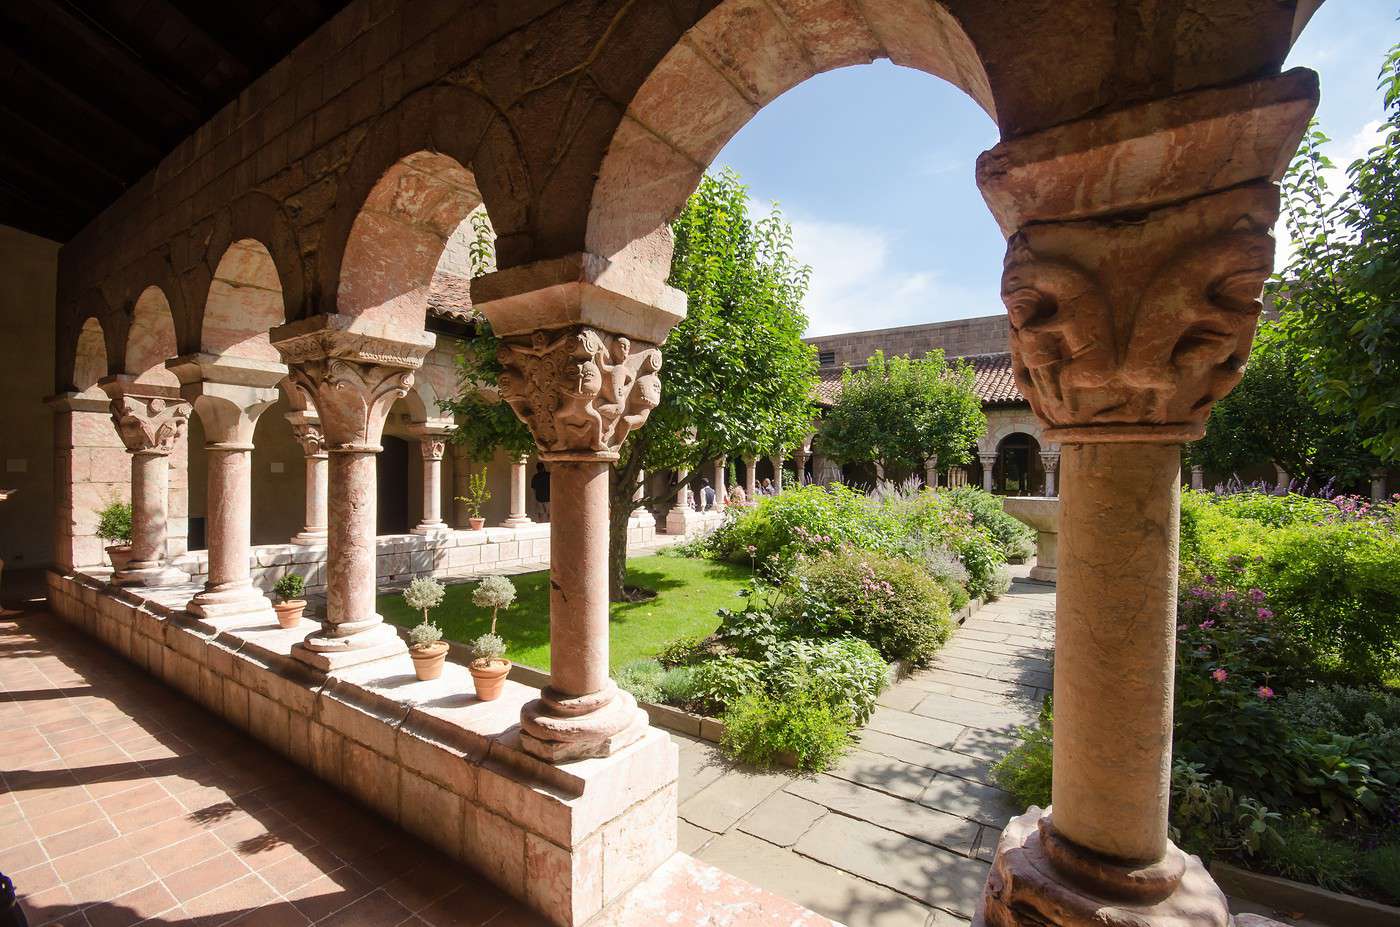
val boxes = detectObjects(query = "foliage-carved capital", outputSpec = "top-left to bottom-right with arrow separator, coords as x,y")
1000,184 -> 1279,444
496,326 -> 663,460
289,420 -> 327,458
287,358 -> 413,451
109,395 -> 191,456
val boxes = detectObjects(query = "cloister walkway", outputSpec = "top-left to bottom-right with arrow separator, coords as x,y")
0,608 -> 550,927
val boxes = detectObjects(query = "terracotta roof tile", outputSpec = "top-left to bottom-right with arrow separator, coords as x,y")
813,352 -> 1023,407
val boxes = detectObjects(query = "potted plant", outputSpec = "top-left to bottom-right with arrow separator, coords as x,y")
96,501 -> 134,573
271,573 -> 307,629
456,469 -> 490,531
469,574 -> 516,699
404,577 -> 449,680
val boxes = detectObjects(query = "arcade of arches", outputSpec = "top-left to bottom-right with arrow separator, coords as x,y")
14,1 -> 1331,925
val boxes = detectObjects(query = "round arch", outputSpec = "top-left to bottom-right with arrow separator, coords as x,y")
125,286 -> 180,387
583,0 -> 997,300
200,239 -> 287,361
73,317 -> 109,398
993,430 -> 1043,496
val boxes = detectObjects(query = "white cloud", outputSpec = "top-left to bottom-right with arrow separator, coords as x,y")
786,217 -> 996,337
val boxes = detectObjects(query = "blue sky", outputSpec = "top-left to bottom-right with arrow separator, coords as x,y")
713,2 -> 1400,337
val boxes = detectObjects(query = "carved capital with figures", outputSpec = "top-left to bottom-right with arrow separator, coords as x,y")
496,326 -> 663,461
109,395 -> 191,456
999,184 -> 1278,444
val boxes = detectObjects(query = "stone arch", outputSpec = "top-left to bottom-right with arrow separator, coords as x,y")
992,430 -> 1043,496
185,193 -> 306,348
73,316 -> 109,399
199,239 -> 287,361
315,85 -> 528,323
125,286 -> 180,387
583,0 -> 997,302
106,250 -> 191,356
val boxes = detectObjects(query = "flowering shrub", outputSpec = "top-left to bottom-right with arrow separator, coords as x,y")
771,548 -> 952,665
1181,489 -> 1400,685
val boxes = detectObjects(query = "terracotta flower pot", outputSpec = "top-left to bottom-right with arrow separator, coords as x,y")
468,516 -> 486,531
106,545 -> 133,573
410,641 -> 450,681
272,599 -> 306,629
469,659 -> 511,700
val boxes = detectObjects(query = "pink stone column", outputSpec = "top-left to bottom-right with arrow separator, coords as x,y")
793,447 -> 807,487
411,430 -> 450,535
168,355 -> 284,622
271,317 -> 433,670
1039,451 -> 1060,497
288,418 -> 328,545
503,455 -> 533,527
924,455 -> 939,490
769,455 -> 783,493
973,71 -> 1315,924
979,453 -> 998,492
712,456 -> 726,509
100,385 -> 192,587
744,457 -> 757,498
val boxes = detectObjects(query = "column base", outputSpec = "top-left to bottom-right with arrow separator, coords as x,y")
292,620 -> 407,671
664,508 -> 699,536
520,684 -> 649,763
501,514 -> 534,528
975,807 -> 1230,927
290,530 -> 327,546
411,522 -> 453,537
114,562 -> 190,588
187,582 -> 276,623
1027,565 -> 1057,583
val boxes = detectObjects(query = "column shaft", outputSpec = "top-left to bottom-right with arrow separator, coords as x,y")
548,461 -> 610,696
300,454 -> 329,541
504,456 -> 532,527
416,442 -> 445,531
770,456 -> 783,492
745,459 -> 757,497
1054,443 -> 1178,862
204,446 -> 254,594
327,450 -> 379,629
127,452 -> 168,568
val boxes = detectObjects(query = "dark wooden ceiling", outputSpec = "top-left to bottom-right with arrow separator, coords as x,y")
1,0 -> 353,243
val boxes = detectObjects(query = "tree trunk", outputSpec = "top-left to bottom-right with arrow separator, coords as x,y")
608,449 -> 645,602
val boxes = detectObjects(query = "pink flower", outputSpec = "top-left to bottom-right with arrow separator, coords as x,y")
1211,668 -> 1229,683
1257,686 -> 1275,700
1199,620 -> 1215,630
1248,588 -> 1266,603
1257,608 -> 1273,620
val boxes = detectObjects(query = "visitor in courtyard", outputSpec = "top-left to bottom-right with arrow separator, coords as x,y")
699,477 -> 716,511
760,478 -> 774,496
531,462 -> 550,522
729,484 -> 746,505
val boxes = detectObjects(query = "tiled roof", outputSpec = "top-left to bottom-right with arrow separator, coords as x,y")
813,352 -> 1024,407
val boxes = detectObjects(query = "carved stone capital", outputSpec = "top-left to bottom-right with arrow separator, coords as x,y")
270,318 -> 432,451
1039,452 -> 1061,472
495,325 -> 662,461
289,419 -> 327,458
107,395 -> 191,456
417,436 -> 446,461
999,183 -> 1279,444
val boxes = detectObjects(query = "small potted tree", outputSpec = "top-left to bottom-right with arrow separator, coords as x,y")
404,577 -> 449,680
456,469 -> 490,531
271,573 -> 307,629
96,501 -> 134,573
469,574 -> 515,699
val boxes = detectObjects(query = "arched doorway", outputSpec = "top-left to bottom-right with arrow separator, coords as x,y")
995,432 -> 1043,496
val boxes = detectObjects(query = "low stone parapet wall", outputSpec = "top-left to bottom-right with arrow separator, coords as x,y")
45,570 -> 678,926
165,520 -> 657,594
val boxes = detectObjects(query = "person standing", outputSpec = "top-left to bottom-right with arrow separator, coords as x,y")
699,478 -> 716,511
531,462 -> 551,522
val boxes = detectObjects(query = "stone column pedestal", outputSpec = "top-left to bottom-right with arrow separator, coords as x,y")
287,412 -> 328,545
503,455 -> 534,528
665,468 -> 698,535
629,469 -> 656,527
1373,469 -> 1389,503
410,424 -> 454,536
272,316 -> 434,669
924,455 -> 939,490
711,456 -> 727,510
167,355 -> 286,623
100,381 -> 191,587
1190,465 -> 1205,491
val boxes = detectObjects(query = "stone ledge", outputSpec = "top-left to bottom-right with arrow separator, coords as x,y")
1212,861 -> 1400,927
45,569 -> 680,927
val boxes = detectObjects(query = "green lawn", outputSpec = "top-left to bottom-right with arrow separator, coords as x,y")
378,554 -> 752,671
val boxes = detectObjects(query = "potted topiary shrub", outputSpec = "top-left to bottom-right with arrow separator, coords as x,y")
271,573 -> 307,629
404,577 -> 449,680
96,501 -> 134,573
469,574 -> 516,699
456,469 -> 490,531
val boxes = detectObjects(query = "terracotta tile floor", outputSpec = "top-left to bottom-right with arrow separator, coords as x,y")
0,609 -> 549,927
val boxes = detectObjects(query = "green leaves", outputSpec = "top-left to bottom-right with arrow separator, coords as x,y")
815,349 -> 986,472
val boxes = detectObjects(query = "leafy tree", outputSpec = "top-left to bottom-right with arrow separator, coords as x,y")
1272,41 -> 1400,462
1187,323 -> 1375,488
602,169 -> 817,597
448,169 -> 818,599
815,349 -> 985,476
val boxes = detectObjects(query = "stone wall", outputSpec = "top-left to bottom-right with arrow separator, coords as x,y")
46,570 -> 679,926
806,315 -> 1010,371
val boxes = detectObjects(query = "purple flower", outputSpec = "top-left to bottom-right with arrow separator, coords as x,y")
1199,620 -> 1215,630
1257,608 -> 1273,620
1257,686 -> 1275,700
1248,588 -> 1266,604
